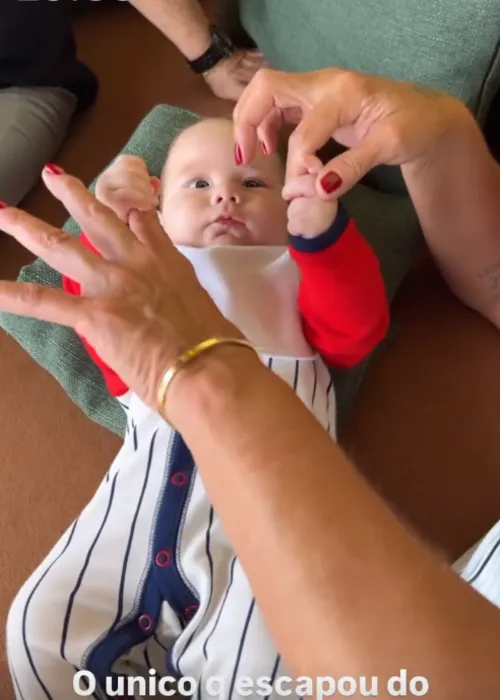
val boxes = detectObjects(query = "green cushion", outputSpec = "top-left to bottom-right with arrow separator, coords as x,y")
225,0 -> 500,193
0,104 -> 419,436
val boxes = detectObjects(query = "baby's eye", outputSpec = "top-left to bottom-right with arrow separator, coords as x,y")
244,178 -> 266,188
187,178 -> 210,189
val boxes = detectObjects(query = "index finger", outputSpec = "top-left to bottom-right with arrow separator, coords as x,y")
285,96 -> 345,181
233,70 -> 278,164
42,167 -> 138,262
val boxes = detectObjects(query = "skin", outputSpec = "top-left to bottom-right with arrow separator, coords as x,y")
159,119 -> 289,247
2,68 -> 500,697
94,118 -> 339,247
128,0 -> 267,101
1,174 -> 500,697
233,68 -> 500,326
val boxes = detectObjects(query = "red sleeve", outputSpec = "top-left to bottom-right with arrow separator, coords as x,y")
289,205 -> 390,368
62,233 -> 129,397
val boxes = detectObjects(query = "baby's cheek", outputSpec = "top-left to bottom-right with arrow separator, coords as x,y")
161,199 -> 203,246
159,214 -> 183,246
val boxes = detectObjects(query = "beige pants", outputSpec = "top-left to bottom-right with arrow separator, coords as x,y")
0,86 -> 77,206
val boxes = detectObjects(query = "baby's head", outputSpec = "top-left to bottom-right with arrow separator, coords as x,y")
158,118 -> 288,247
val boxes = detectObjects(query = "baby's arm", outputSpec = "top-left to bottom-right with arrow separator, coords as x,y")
62,156 -> 159,398
62,234 -> 130,398
285,170 -> 389,368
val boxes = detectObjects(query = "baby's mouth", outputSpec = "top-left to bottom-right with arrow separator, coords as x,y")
214,215 -> 243,226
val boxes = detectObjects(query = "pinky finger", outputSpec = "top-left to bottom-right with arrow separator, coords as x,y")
0,281 -> 84,327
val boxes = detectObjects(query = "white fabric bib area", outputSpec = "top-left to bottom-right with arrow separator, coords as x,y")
178,244 -> 316,360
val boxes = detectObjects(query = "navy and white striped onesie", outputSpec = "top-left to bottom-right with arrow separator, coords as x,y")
7,245 -> 337,699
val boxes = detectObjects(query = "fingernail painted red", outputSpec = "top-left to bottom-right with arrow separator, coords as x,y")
45,163 -> 64,175
320,171 -> 342,194
0,201 -> 7,209
235,144 -> 243,165
260,141 -> 268,155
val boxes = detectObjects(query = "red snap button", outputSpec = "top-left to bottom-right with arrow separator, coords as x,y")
138,614 -> 152,631
184,604 -> 198,620
171,472 -> 188,486
155,550 -> 171,567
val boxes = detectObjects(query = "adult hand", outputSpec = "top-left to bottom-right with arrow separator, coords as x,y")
203,49 -> 267,101
0,168 -> 241,410
233,67 -> 468,197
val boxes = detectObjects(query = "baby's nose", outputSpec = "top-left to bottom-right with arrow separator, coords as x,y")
214,187 -> 240,204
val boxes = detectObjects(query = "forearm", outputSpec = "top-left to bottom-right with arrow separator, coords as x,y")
128,0 -> 211,59
403,105 -> 500,326
169,347 -> 500,697
291,215 -> 389,366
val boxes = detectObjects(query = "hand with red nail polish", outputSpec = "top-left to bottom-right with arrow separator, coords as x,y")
233,66 -> 466,199
0,169 -> 239,412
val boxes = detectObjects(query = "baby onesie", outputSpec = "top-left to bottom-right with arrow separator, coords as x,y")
7,210 -> 389,699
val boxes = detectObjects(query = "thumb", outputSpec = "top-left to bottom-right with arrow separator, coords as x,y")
314,140 -> 381,200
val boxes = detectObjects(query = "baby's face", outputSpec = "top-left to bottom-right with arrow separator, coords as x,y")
159,119 -> 288,247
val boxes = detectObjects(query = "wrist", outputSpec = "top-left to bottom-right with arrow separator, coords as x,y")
403,101 -> 481,181
165,343 -> 264,431
307,202 -> 339,239
289,202 -> 349,252
186,24 -> 235,74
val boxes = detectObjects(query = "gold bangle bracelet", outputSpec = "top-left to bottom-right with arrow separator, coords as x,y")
157,336 -> 258,421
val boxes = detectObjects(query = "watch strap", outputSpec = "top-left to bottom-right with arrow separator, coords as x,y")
187,25 -> 235,74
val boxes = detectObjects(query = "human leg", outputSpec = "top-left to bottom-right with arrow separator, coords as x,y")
0,86 -> 77,206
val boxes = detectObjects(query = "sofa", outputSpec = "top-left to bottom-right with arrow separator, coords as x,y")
1,1 -> 500,695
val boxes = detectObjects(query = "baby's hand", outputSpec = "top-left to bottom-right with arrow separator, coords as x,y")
95,155 -> 160,222
282,156 -> 338,238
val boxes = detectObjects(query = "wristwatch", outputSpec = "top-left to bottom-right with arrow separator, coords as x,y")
187,25 -> 235,75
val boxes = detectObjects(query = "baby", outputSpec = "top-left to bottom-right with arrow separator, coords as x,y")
7,118 -> 389,699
